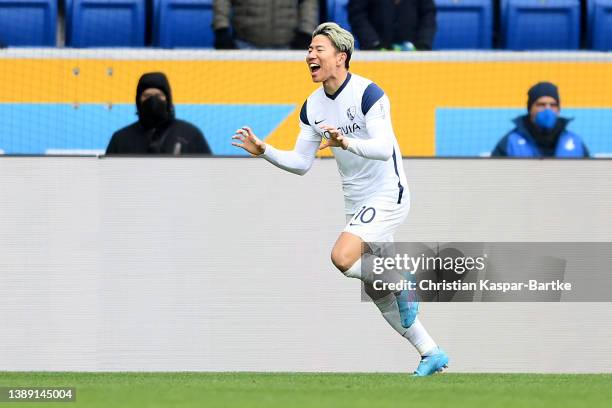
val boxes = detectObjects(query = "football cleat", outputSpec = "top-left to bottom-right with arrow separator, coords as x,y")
413,347 -> 449,377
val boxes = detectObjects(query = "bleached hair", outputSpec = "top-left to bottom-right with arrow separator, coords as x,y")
312,22 -> 354,69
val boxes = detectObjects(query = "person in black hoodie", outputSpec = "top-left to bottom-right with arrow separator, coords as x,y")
106,72 -> 211,155
348,0 -> 437,51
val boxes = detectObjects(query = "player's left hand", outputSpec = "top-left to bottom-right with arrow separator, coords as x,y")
232,126 -> 266,156
319,125 -> 349,151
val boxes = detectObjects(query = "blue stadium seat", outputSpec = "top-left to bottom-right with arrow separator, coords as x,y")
588,0 -> 612,50
67,0 -> 146,47
433,0 -> 493,49
0,0 -> 57,46
327,0 -> 352,32
153,0 -> 214,48
503,0 -> 580,50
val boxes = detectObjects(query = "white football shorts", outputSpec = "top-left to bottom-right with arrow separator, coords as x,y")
343,193 -> 410,243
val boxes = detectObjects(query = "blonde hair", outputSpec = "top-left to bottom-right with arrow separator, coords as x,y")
312,22 -> 354,69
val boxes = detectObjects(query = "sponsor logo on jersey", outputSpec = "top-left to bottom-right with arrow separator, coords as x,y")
339,123 -> 361,135
322,123 -> 362,139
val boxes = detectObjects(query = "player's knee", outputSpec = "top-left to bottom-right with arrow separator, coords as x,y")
330,248 -> 356,273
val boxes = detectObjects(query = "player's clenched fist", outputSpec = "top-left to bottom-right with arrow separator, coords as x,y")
232,126 -> 266,156
319,124 -> 349,151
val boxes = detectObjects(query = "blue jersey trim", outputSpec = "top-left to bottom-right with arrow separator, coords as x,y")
361,82 -> 384,116
299,100 -> 309,125
324,73 -> 352,100
392,148 -> 404,204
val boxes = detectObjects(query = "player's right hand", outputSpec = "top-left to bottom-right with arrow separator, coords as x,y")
319,124 -> 349,150
232,126 -> 266,156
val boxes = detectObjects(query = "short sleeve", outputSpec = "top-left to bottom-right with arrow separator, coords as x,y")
299,100 -> 309,125
361,82 -> 385,116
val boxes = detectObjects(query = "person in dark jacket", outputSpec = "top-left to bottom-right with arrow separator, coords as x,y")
492,82 -> 589,158
213,0 -> 319,50
106,72 -> 211,155
348,0 -> 437,51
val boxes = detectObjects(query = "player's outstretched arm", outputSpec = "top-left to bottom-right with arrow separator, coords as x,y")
232,126 -> 319,176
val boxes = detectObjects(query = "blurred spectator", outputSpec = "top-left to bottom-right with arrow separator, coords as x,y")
213,0 -> 319,50
319,0 -> 327,23
106,72 -> 211,155
348,0 -> 437,51
492,82 -> 589,158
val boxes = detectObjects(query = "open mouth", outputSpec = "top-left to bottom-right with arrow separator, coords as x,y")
309,63 -> 321,74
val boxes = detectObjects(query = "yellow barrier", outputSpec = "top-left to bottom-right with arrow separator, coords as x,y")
1,52 -> 611,156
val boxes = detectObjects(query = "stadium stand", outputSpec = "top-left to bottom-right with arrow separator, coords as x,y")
67,0 -> 146,47
588,0 -> 612,50
0,1 -> 606,51
0,0 -> 57,46
433,0 -> 493,49
153,0 -> 214,48
502,0 -> 580,50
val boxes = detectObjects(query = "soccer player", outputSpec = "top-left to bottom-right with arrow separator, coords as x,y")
232,22 -> 448,376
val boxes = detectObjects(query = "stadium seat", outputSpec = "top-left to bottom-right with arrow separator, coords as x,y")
327,0 -> 352,32
67,0 -> 146,47
502,0 -> 580,50
587,0 -> 612,50
433,0 -> 493,50
0,0 -> 57,46
153,0 -> 214,48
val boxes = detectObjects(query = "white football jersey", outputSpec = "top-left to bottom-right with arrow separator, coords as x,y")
299,73 -> 408,213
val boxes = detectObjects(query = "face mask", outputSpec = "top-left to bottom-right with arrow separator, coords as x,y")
534,108 -> 557,130
140,95 -> 169,128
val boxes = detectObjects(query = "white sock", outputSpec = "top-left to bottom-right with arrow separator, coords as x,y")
344,258 -> 364,280
343,255 -> 403,286
373,293 -> 437,356
404,318 -> 438,356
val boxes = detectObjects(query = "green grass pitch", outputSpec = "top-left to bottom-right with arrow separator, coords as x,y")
1,372 -> 611,408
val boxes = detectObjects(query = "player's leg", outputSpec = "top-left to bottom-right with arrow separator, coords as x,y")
329,231 -> 363,275
364,284 -> 437,353
331,231 -> 446,373
330,212 -> 427,343
330,231 -> 406,290
336,204 -> 420,328
363,270 -> 448,376
333,199 -> 448,375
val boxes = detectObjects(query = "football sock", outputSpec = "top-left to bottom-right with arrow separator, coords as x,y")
373,293 -> 437,356
343,258 -> 366,280
343,255 -> 404,286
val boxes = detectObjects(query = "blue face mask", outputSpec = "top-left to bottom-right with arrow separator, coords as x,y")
534,108 -> 558,130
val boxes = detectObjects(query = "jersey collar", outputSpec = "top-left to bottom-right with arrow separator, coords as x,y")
324,73 -> 352,100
